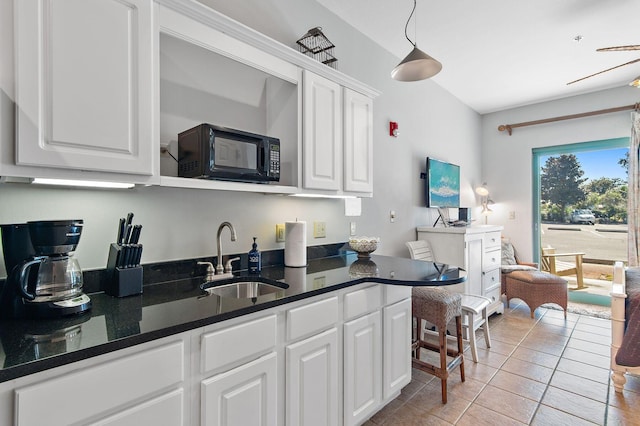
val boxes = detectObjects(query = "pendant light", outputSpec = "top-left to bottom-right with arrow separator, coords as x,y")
391,0 -> 442,81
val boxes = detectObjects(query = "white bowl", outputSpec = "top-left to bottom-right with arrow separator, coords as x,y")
349,237 -> 380,258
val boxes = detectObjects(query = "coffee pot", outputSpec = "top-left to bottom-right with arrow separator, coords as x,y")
0,220 -> 91,319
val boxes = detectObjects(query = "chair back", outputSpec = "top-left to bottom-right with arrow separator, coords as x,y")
406,240 -> 435,262
541,247 -> 556,272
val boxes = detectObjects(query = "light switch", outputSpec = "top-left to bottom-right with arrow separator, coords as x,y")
390,210 -> 396,223
275,224 -> 285,242
313,221 -> 326,238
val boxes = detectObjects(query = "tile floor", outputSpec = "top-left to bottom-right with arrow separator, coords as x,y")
365,300 -> 640,425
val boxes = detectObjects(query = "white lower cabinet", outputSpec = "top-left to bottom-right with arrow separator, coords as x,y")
344,310 -> 382,426
286,328 -> 339,426
201,352 -> 277,426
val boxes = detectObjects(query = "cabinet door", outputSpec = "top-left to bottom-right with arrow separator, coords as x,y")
343,88 -> 373,193
344,311 -> 381,426
303,70 -> 342,190
201,352 -> 277,426
15,0 -> 155,175
383,298 -> 411,400
286,328 -> 338,426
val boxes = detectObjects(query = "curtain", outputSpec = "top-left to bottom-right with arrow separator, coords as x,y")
629,111 -> 640,266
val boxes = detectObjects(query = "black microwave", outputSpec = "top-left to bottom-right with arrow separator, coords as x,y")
178,124 -> 280,183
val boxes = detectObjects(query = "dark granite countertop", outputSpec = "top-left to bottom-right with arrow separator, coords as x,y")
0,251 -> 465,383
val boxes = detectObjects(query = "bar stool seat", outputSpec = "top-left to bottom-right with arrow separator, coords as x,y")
460,294 -> 492,363
412,287 -> 465,404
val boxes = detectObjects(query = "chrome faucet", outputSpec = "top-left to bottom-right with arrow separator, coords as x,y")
216,221 -> 237,274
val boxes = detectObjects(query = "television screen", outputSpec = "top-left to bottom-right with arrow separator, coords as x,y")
425,158 -> 460,208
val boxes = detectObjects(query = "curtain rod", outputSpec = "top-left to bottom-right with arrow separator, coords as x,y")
498,102 -> 640,135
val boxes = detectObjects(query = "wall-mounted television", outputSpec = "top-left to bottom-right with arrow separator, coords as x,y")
425,158 -> 460,208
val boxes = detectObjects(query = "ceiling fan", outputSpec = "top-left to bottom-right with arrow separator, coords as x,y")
567,45 -> 640,86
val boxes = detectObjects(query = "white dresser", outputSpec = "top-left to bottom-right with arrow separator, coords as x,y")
416,225 -> 504,316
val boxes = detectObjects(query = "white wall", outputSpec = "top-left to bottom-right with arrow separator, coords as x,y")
482,85 -> 639,261
0,0 -> 482,277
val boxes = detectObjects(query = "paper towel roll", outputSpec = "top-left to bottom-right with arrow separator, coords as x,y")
285,221 -> 306,267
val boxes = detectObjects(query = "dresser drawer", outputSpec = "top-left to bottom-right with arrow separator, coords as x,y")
483,248 -> 501,271
484,285 -> 502,306
482,268 -> 501,293
484,232 -> 501,249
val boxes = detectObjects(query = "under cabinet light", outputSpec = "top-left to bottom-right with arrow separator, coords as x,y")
31,178 -> 135,189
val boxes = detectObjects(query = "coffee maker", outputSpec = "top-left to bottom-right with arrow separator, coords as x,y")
0,220 -> 91,319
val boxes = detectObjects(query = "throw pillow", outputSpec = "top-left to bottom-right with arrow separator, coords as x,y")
501,240 -> 517,265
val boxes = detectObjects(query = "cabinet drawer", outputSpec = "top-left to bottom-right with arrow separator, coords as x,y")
344,285 -> 382,321
483,248 -> 501,271
484,285 -> 502,306
384,285 -> 411,306
202,315 -> 276,373
484,232 -> 501,249
287,296 -> 339,341
482,268 -> 501,293
16,341 -> 184,426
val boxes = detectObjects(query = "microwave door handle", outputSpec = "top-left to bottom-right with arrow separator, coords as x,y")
260,142 -> 266,171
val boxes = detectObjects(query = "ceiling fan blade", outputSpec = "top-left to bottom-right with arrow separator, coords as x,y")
567,58 -> 640,85
597,45 -> 640,52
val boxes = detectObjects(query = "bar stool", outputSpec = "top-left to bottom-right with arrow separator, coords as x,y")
412,287 -> 465,404
460,294 -> 492,363
406,240 -> 493,363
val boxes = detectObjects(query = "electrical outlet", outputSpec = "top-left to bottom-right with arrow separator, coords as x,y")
350,222 -> 356,236
275,224 -> 285,242
313,221 -> 326,238
509,211 -> 516,220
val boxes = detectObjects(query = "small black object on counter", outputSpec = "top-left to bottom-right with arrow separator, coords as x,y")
106,213 -> 143,297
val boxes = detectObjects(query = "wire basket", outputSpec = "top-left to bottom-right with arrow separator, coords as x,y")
296,27 -> 337,69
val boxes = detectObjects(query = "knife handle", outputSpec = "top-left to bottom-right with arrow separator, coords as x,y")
117,218 -> 126,245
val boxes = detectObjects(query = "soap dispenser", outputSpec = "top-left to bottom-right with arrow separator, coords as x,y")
248,237 -> 262,274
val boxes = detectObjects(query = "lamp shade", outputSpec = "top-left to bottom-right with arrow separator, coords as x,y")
391,46 -> 442,81
475,184 -> 489,196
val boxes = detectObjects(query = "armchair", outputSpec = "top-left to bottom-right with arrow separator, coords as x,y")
500,239 -> 538,294
541,247 -> 585,289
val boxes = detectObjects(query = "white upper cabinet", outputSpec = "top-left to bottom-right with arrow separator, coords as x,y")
14,0 -> 155,176
303,71 -> 375,195
343,88 -> 373,193
302,70 -> 342,191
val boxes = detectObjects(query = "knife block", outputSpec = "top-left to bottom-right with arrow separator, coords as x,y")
106,243 -> 143,297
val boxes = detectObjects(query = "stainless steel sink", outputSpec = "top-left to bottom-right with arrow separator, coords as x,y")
204,281 -> 287,299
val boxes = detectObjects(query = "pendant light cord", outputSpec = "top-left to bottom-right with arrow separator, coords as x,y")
404,0 -> 417,47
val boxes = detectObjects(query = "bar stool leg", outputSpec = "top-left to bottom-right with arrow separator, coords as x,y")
439,327 -> 448,404
466,310 -> 479,363
482,306 -> 492,349
456,316 -> 465,384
